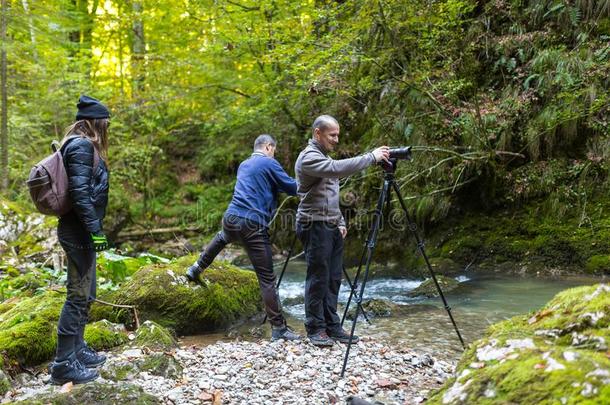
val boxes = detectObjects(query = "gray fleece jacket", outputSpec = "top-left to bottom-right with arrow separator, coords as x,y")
295,139 -> 376,226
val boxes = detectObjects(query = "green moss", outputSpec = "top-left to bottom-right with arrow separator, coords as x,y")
97,255 -> 262,334
139,353 -> 183,379
428,283 -> 610,404
0,291 -> 63,367
84,320 -> 128,351
134,320 -> 176,351
100,361 -> 138,381
18,381 -> 160,404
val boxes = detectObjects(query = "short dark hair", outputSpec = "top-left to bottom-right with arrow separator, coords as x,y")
254,134 -> 276,151
312,115 -> 339,136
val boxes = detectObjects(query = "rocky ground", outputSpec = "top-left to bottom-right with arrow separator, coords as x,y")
2,338 -> 454,404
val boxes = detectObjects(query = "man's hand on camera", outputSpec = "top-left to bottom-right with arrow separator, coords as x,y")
339,226 -> 347,239
372,146 -> 390,163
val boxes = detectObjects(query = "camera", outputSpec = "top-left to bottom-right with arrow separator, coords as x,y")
388,146 -> 412,160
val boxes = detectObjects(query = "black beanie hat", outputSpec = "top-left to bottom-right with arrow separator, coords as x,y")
76,95 -> 110,120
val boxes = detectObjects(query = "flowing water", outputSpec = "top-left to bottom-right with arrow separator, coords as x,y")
181,259 -> 604,362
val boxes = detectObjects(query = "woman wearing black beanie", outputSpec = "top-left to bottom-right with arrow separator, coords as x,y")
48,95 -> 111,384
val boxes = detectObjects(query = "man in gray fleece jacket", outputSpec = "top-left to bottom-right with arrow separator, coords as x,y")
295,115 -> 389,346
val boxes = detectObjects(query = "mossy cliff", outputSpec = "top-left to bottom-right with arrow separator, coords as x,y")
91,255 -> 263,334
428,283 -> 610,404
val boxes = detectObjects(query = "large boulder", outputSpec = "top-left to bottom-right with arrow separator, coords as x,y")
428,283 -> 610,404
0,291 -> 129,371
91,255 -> 263,334
0,291 -> 63,369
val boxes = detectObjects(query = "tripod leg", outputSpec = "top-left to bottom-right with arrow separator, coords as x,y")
340,243 -> 367,327
341,178 -> 391,377
262,233 -> 298,325
342,266 -> 371,325
391,182 -> 466,349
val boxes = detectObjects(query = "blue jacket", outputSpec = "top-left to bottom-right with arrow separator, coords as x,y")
225,152 -> 297,227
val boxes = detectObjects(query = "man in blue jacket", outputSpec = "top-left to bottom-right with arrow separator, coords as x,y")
186,134 -> 300,341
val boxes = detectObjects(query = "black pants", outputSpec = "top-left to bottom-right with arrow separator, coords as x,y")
57,242 -> 97,338
296,221 -> 344,335
196,214 -> 285,327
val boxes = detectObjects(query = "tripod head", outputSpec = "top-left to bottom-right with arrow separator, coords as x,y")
379,158 -> 398,175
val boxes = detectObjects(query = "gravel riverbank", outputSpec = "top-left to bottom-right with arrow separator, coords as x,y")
3,338 -> 454,404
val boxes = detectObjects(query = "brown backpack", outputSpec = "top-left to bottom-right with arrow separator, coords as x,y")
26,136 -> 99,216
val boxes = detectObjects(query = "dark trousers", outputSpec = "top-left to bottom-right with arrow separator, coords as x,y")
57,243 -> 97,338
196,214 -> 285,327
296,221 -> 344,335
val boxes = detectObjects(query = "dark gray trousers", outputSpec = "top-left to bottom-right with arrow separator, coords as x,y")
296,221 -> 344,335
57,243 -> 96,338
196,214 -> 285,327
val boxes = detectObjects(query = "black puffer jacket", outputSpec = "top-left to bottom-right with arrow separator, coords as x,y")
57,136 -> 109,248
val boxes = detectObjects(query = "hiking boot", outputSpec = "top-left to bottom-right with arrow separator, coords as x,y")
271,325 -> 301,341
308,331 -> 334,347
76,344 -> 106,368
185,263 -> 203,284
328,328 -> 359,344
49,353 -> 99,385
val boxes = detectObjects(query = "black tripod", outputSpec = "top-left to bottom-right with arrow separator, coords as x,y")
340,159 -> 466,377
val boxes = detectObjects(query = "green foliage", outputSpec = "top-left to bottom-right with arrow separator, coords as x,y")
0,0 -> 608,260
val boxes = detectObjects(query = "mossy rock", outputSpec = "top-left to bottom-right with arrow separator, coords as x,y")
100,360 -> 139,381
97,255 -> 263,334
346,299 -> 397,320
19,381 -> 160,404
0,291 -> 64,368
428,283 -> 610,404
139,353 -> 183,379
133,320 -> 177,351
408,276 -> 460,298
84,320 -> 129,351
0,369 -> 11,396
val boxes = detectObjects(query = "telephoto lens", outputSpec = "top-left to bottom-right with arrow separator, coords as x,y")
388,146 -> 412,160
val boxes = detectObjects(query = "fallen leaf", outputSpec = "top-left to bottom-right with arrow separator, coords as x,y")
213,389 -> 223,405
327,393 -> 339,404
60,382 -> 73,393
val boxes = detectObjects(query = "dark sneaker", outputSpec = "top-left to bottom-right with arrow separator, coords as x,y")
271,325 -> 301,341
308,331 -> 334,347
50,354 -> 99,385
76,344 -> 106,368
185,263 -> 202,284
328,328 -> 359,344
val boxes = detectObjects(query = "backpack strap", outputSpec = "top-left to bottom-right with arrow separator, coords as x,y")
59,135 -> 101,173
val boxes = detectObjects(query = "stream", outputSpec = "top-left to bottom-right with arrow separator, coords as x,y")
181,260 -> 604,363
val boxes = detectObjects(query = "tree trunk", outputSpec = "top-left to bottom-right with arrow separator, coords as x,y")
1,0 -> 8,191
131,1 -> 145,96
69,0 -> 99,79
21,0 -> 38,61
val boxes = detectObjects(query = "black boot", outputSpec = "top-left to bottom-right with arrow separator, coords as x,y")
185,262 -> 203,284
49,353 -> 99,385
76,344 -> 106,368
